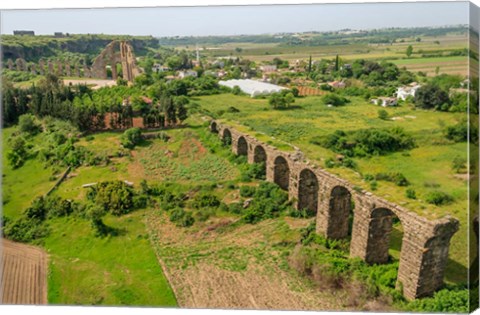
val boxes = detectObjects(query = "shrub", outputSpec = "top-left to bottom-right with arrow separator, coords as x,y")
405,188 -> 417,199
445,120 -> 478,143
241,182 -> 290,223
321,93 -> 349,106
169,207 -> 195,227
227,106 -> 240,113
406,286 -> 469,313
452,156 -> 467,173
378,109 -> 389,120
240,186 -> 256,197
232,85 -> 242,95
240,162 -> 266,181
425,191 -> 454,205
121,127 -> 142,149
159,190 -> 185,211
375,172 -> 409,186
191,192 -> 221,209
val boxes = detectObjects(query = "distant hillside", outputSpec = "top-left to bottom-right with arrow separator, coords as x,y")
158,25 -> 467,46
2,34 -> 159,62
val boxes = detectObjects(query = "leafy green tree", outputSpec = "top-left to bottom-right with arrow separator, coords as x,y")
414,84 -> 450,110
91,181 -> 135,215
406,45 -> 413,58
18,114 -> 40,135
268,91 -> 295,109
174,96 -> 189,123
7,136 -> 28,169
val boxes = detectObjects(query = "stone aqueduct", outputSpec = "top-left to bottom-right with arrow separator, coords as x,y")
5,40 -> 141,83
210,120 -> 459,301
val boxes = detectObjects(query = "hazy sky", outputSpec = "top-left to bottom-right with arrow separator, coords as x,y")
0,2 -> 469,37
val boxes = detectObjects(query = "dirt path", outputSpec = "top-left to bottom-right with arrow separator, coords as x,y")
1,239 -> 48,304
63,79 -> 116,90
146,213 -> 350,311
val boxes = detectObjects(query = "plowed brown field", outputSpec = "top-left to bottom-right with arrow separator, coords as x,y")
1,239 -> 47,305
146,213 -> 354,311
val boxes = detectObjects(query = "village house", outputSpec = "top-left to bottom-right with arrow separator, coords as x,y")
178,70 -> 198,79
396,82 -> 421,100
260,65 -> 277,73
152,64 -> 170,73
328,80 -> 346,89
371,97 -> 398,107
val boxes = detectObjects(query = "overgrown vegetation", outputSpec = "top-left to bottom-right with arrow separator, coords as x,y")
313,127 -> 416,157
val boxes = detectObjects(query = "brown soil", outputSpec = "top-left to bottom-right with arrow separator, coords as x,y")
146,213 -> 349,311
1,239 -> 48,305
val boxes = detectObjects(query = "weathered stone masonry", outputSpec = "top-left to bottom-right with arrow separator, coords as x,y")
211,120 -> 459,300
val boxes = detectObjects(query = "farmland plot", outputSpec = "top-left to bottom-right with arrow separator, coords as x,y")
1,239 -> 47,304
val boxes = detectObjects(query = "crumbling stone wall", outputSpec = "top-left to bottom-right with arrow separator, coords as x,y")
211,120 -> 459,300
90,40 -> 141,82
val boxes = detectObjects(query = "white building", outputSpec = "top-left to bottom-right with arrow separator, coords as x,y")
219,79 -> 286,97
396,83 -> 421,101
178,70 -> 198,79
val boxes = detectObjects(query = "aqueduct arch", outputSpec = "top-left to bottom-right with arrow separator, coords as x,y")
211,120 -> 460,300
222,129 -> 232,146
364,207 -> 401,264
237,136 -> 248,156
327,186 -> 352,239
298,169 -> 319,216
253,145 -> 267,175
210,121 -> 218,133
273,156 -> 290,191
90,40 -> 141,82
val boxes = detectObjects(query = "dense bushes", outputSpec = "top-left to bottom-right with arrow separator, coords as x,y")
87,181 -> 135,215
317,128 -> 416,157
3,195 -> 79,243
239,182 -> 293,224
321,93 -> 349,106
374,172 -> 409,186
406,285 -> 469,313
425,191 -> 454,206
444,119 -> 478,143
414,84 -> 450,110
121,127 -> 143,149
290,222 -> 401,305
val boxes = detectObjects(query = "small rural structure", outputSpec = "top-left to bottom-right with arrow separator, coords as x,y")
396,82 -> 421,100
209,120 -> 459,301
371,97 -> 398,107
178,70 -> 198,78
328,80 -> 346,89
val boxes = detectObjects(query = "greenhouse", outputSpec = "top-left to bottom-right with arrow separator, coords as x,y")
219,79 -> 286,97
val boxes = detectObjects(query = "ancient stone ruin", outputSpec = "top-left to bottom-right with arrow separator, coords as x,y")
210,120 -> 459,301
90,40 -> 141,82
4,41 -> 140,83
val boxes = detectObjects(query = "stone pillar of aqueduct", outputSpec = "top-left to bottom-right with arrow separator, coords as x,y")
210,120 -> 459,301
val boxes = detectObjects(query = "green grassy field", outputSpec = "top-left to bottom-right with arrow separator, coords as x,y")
194,93 -> 471,282
1,121 -> 250,306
